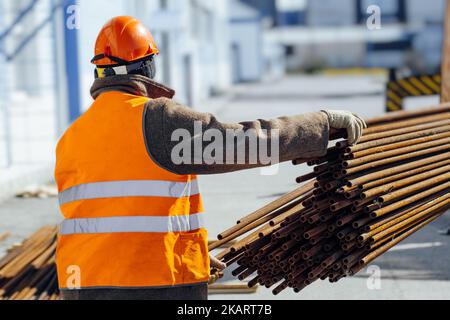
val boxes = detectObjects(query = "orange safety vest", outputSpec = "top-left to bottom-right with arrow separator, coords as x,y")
55,91 -> 209,290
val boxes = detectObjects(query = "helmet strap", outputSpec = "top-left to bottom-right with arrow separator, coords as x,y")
91,54 -> 130,65
95,56 -> 156,79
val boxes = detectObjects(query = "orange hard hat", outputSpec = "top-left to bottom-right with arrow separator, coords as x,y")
91,16 -> 159,66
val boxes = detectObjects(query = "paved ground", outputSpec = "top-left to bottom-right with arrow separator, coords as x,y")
0,74 -> 449,299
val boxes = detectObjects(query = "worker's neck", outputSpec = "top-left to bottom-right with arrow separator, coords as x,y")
90,74 -> 175,100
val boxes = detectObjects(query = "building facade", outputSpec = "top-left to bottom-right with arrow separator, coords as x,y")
229,0 -> 264,82
261,0 -> 445,72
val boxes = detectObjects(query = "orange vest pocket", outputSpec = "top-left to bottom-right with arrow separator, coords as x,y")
177,229 -> 210,284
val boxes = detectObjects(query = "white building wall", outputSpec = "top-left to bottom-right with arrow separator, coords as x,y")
414,26 -> 443,71
146,0 -> 231,107
179,0 -> 231,104
288,42 -> 366,70
230,22 -> 263,82
407,0 -> 445,72
0,0 -> 57,166
229,0 -> 264,83
211,0 -> 233,93
407,0 -> 445,24
307,0 -> 356,26
0,0 -> 10,168
78,0 -> 160,109
197,0 -> 230,96
263,37 -> 286,81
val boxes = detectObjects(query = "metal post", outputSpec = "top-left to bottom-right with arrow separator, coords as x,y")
52,0 -> 81,136
52,0 -> 67,136
62,0 -> 81,122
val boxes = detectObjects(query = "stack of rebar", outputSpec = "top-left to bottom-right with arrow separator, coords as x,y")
0,226 -> 59,300
211,104 -> 450,295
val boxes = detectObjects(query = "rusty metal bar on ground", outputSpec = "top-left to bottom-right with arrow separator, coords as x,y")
208,283 -> 258,294
0,232 -> 11,243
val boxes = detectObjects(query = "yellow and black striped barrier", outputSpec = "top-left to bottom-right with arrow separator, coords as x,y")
386,74 -> 441,112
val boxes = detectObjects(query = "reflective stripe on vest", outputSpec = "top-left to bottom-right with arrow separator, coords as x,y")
59,213 -> 205,235
59,180 -> 199,205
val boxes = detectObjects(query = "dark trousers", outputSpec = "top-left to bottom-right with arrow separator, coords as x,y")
61,284 -> 208,300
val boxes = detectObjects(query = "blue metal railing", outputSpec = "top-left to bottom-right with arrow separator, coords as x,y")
0,0 -> 80,168
62,0 -> 81,122
0,0 -> 65,62
0,0 -> 12,168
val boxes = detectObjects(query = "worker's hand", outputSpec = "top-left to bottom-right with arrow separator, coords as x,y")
322,110 -> 367,145
209,255 -> 226,284
210,255 -> 226,271
208,270 -> 224,284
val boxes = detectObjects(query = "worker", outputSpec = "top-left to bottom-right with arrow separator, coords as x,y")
55,16 -> 366,300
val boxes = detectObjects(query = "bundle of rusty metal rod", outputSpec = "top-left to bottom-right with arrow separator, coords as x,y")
0,226 -> 59,300
211,104 -> 450,295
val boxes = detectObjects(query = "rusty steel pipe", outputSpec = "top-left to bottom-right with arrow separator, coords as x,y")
363,113 -> 450,135
345,125 -> 450,153
372,183 -> 450,218
210,197 -> 308,250
343,143 -> 450,176
361,158 -> 450,191
232,181 -> 314,227
359,213 -> 444,266
360,195 -> 450,243
347,152 -> 450,187
344,136 -> 450,169
350,131 -> 450,159
359,119 -> 450,143
378,172 -> 450,204
362,164 -> 450,200
364,104 -> 450,126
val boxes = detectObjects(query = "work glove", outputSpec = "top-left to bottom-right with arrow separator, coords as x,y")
209,255 -> 226,284
322,110 -> 367,145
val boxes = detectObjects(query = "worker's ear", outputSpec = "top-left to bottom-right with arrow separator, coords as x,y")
146,58 -> 157,79
139,57 -> 156,79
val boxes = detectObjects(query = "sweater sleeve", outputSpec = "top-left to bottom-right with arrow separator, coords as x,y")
143,97 -> 330,175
